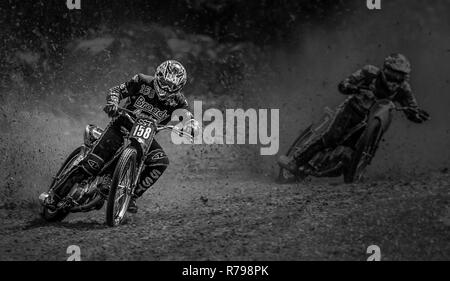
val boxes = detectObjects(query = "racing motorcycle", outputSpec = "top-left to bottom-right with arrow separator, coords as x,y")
39,107 -> 192,226
278,96 -> 430,184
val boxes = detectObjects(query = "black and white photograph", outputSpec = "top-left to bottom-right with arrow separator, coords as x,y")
0,0 -> 449,266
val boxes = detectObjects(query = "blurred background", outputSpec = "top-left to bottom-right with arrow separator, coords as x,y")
0,0 -> 449,207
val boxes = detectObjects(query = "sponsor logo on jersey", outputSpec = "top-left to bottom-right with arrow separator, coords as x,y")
134,96 -> 169,121
139,84 -> 155,97
166,97 -> 179,107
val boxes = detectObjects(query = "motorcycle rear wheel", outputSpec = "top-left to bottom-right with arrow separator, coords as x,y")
41,146 -> 84,222
278,125 -> 313,183
105,147 -> 137,227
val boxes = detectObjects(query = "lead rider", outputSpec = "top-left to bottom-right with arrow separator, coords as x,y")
49,60 -> 198,213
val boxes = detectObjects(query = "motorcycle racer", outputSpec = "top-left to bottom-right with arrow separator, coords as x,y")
48,60 -> 199,213
278,54 -> 430,176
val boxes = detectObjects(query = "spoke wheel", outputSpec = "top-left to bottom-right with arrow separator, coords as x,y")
41,147 -> 84,222
344,119 -> 381,183
278,125 -> 313,184
106,147 -> 137,227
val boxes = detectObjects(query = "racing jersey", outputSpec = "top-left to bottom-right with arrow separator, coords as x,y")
338,65 -> 419,118
107,73 -> 190,126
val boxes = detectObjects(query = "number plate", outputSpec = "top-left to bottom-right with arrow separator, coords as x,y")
131,119 -> 153,140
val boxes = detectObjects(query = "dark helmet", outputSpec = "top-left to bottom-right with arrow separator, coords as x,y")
382,53 -> 411,82
384,53 -> 411,73
154,60 -> 187,100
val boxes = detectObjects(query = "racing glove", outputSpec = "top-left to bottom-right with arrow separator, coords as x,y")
103,93 -> 120,117
184,119 -> 201,138
405,108 -> 430,124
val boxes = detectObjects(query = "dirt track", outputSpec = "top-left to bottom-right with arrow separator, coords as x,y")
0,170 -> 449,261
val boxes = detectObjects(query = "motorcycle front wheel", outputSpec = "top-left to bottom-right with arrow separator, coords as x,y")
105,147 -> 137,227
344,118 -> 382,183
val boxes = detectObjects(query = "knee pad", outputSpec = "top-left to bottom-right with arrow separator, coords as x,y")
145,149 -> 169,166
79,153 -> 104,176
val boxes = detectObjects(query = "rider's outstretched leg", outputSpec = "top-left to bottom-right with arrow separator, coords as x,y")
278,138 -> 326,175
127,140 -> 169,213
278,99 -> 364,176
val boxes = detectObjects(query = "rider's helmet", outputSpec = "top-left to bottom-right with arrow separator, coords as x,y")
154,60 -> 187,100
381,54 -> 411,91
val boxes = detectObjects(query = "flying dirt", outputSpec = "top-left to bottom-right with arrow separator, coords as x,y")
0,170 -> 449,260
0,0 -> 449,261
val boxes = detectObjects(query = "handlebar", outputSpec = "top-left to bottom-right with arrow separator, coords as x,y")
394,105 -> 430,121
352,91 -> 421,113
116,107 -> 194,141
394,106 -> 415,112
349,92 -> 430,121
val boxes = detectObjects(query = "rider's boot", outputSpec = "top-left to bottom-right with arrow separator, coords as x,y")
277,155 -> 300,175
127,195 -> 138,213
278,139 -> 326,175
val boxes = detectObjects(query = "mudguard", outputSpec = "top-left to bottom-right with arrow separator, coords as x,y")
367,99 -> 395,133
127,137 -> 145,161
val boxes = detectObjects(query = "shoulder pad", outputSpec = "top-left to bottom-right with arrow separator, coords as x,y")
361,65 -> 380,77
132,73 -> 154,83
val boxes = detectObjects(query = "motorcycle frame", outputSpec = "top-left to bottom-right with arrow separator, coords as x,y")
339,99 -> 396,148
96,117 -> 158,195
49,117 -> 158,212
296,99 -> 396,177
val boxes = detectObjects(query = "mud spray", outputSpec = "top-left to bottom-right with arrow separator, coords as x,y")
1,0 -> 449,207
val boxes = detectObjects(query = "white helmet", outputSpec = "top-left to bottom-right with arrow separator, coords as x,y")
154,60 -> 187,99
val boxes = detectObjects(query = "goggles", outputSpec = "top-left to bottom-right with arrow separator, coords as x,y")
383,67 -> 407,83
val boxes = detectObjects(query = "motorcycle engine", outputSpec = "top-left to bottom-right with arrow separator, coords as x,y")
309,146 -> 354,176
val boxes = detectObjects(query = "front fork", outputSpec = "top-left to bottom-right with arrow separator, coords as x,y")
122,141 -> 148,199
129,160 -> 145,198
126,132 -> 156,198
364,126 -> 384,164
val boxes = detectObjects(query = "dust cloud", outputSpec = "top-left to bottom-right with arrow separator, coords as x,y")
1,0 -> 449,207
244,0 -> 450,178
